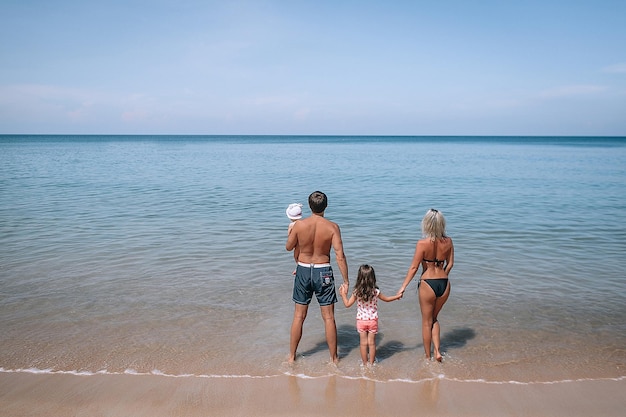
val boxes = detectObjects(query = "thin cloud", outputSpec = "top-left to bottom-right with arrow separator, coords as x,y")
602,63 -> 626,74
536,85 -> 607,100
121,110 -> 149,122
294,108 -> 311,121
242,95 -> 299,107
0,84 -> 100,122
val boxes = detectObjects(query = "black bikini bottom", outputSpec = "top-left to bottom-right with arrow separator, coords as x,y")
419,279 -> 449,297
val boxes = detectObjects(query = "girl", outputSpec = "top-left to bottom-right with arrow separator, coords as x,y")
339,264 -> 401,365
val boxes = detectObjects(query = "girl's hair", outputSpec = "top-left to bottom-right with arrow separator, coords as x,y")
354,264 -> 377,303
422,208 -> 447,239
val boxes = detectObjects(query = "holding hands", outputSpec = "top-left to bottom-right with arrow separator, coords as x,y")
339,280 -> 403,302
396,286 -> 406,299
339,282 -> 349,296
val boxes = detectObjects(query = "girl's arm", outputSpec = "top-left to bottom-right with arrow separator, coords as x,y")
378,292 -> 402,302
339,284 -> 356,308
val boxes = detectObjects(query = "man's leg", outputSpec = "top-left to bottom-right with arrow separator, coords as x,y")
320,304 -> 338,364
289,303 -> 308,362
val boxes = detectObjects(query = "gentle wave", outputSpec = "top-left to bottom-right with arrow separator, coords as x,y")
0,367 -> 280,380
1,367 -> 623,386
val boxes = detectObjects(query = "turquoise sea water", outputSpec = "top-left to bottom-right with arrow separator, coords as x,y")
1,135 -> 625,383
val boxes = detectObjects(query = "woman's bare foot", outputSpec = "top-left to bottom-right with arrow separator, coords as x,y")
435,351 -> 443,362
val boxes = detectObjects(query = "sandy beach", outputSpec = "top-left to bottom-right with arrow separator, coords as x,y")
1,372 -> 624,417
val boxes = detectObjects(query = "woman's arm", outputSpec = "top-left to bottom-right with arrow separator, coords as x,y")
445,238 -> 454,274
397,241 -> 423,297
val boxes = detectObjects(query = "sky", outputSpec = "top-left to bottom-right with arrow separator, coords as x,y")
1,0 -> 625,136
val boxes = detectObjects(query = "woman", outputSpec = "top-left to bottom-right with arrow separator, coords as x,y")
398,208 -> 454,361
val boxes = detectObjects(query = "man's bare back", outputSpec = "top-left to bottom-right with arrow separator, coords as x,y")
286,214 -> 343,265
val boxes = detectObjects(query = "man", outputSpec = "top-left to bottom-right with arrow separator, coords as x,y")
286,191 -> 349,364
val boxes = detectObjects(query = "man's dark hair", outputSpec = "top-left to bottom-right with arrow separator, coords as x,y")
308,191 -> 328,214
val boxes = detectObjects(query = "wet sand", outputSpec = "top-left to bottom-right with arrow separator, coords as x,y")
1,372 -> 624,417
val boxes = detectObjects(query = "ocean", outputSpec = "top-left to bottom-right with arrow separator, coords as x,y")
1,135 -> 625,384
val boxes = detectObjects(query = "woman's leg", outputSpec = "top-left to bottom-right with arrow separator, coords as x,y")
419,283 -> 436,359
432,282 -> 451,362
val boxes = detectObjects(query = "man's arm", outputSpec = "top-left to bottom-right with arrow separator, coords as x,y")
286,222 -> 298,251
332,225 -> 349,286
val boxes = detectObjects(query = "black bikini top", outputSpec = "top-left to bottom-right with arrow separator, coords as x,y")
423,258 -> 445,268
423,239 -> 445,267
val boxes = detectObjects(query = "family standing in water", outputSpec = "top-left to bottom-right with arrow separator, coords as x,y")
285,191 -> 454,365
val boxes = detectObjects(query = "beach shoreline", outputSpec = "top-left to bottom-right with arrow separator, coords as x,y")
1,371 -> 624,417
2,137 -> 625,416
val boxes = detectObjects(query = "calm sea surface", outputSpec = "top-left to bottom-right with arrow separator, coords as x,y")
1,135 -> 625,383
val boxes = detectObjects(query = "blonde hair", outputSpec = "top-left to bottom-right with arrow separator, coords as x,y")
422,208 -> 447,239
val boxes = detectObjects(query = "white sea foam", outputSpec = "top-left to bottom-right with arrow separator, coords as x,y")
0,366 -> 624,385
0,367 -> 281,380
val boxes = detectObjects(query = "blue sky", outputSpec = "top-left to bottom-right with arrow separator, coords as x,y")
1,0 -> 625,135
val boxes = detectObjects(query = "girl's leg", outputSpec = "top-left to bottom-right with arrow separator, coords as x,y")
359,332 -> 369,365
367,332 -> 377,364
